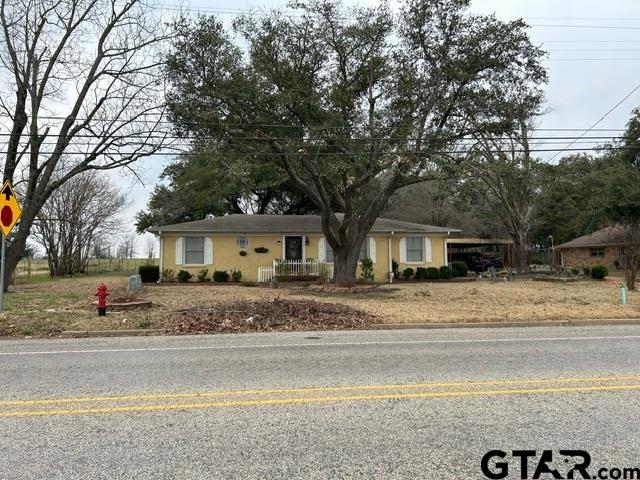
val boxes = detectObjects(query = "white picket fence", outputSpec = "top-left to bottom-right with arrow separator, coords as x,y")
257,259 -> 334,283
258,266 -> 275,283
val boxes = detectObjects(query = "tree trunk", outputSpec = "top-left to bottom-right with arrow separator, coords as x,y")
3,224 -> 31,292
626,268 -> 636,291
625,253 -> 638,291
332,247 -> 361,287
513,232 -> 529,274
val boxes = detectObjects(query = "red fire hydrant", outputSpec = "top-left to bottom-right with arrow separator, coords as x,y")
95,283 -> 109,316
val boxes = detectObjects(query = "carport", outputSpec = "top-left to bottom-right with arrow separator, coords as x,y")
446,238 -> 514,270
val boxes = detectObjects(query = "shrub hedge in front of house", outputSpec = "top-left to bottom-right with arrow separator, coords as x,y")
451,261 -> 468,278
213,270 -> 230,282
177,270 -> 192,282
425,267 -> 440,279
138,265 -> 160,283
439,266 -> 453,279
590,264 -> 608,280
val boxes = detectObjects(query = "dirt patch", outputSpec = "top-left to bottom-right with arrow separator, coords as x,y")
305,283 -> 380,293
532,276 -> 581,283
290,284 -> 402,299
167,298 -> 376,334
92,297 -> 153,311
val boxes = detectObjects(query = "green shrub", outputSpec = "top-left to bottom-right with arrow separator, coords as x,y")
571,267 -> 580,276
230,269 -> 243,282
426,267 -> 440,280
439,265 -> 453,279
213,270 -> 230,283
360,257 -> 375,282
403,267 -> 415,279
591,264 -> 608,280
241,280 -> 258,287
161,268 -> 174,282
583,267 -> 591,276
415,267 -> 428,280
176,270 -> 192,283
138,265 -> 159,283
451,261 -> 468,278
138,320 -> 152,329
197,268 -> 209,282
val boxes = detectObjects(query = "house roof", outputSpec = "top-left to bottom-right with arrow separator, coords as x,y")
556,226 -> 625,249
147,214 -> 459,235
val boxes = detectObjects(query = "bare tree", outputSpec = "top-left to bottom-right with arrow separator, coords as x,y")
383,181 -> 508,239
611,224 -> 640,291
145,236 -> 156,260
32,171 -> 127,276
117,232 -> 138,260
0,0 -> 170,289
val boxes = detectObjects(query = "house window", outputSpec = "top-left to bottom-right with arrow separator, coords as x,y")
406,237 -> 424,262
590,247 -> 605,257
185,237 -> 205,264
359,239 -> 369,260
325,243 -> 335,263
324,238 -> 368,262
236,236 -> 249,249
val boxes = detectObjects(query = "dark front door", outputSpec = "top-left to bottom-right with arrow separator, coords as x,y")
285,236 -> 303,260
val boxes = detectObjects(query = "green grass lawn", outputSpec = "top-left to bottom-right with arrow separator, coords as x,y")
12,258 -> 158,285
1,289 -> 89,336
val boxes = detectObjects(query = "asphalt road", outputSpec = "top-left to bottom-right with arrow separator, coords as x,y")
1,326 -> 639,480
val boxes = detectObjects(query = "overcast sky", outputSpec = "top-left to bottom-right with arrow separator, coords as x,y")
125,0 -> 640,251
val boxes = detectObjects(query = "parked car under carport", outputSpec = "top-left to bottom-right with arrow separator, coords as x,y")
447,238 -> 513,272
451,251 -> 504,272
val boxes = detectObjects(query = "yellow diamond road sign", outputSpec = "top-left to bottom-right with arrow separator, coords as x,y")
0,180 -> 21,237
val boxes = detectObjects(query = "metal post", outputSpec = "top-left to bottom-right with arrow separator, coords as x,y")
0,235 -> 6,313
620,285 -> 628,305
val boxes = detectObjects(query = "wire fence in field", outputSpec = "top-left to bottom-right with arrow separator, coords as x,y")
13,257 -> 158,284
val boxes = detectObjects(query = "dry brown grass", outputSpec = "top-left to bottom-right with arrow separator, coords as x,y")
0,275 -> 638,337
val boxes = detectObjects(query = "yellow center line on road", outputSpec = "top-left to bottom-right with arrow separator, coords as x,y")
1,384 -> 639,418
1,375 -> 639,407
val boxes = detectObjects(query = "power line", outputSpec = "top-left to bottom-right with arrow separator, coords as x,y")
0,133 -> 630,142
156,4 -> 640,25
549,82 -> 640,161
530,24 -> 640,31
545,58 -> 640,61
0,140 -> 627,151
540,40 -> 640,44
0,115 -> 630,131
523,17 -> 640,22
550,48 -> 640,51
156,3 -> 640,34
0,146 -> 631,157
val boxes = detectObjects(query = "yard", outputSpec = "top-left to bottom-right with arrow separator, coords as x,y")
0,275 -> 638,337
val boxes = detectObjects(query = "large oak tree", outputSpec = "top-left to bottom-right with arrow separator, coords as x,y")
135,149 -> 317,233
166,0 -> 546,285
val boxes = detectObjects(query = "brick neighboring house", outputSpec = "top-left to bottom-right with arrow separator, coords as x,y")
557,226 -> 624,269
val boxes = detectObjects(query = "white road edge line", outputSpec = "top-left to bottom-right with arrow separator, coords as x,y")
0,335 -> 639,356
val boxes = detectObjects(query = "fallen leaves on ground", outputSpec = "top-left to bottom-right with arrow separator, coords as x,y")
168,297 -> 376,334
2,275 -> 640,338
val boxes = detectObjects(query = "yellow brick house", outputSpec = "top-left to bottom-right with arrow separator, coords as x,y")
147,214 -> 458,283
